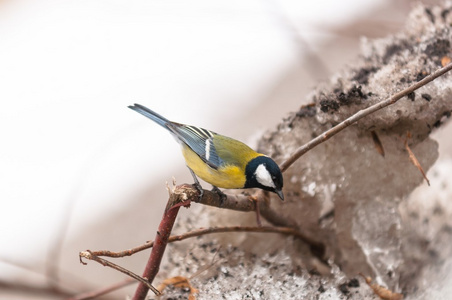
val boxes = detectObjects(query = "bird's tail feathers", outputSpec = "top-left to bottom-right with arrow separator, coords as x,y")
128,103 -> 170,127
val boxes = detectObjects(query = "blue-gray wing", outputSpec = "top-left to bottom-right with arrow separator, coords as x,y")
167,123 -> 223,169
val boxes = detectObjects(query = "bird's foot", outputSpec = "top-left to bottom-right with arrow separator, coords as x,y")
192,182 -> 204,201
211,186 -> 227,206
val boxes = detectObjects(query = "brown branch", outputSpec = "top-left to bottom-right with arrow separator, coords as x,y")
279,62 -> 452,173
193,188 -> 257,211
79,251 -> 160,295
90,225 -> 325,260
88,243 -> 152,259
131,184 -> 193,300
67,278 -> 135,300
168,225 -> 324,259
192,188 -> 296,227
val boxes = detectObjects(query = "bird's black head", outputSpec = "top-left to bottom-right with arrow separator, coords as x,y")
244,156 -> 284,200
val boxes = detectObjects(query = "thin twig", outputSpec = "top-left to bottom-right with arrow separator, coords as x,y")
90,225 -> 325,260
88,243 -> 152,258
79,251 -> 160,295
67,278 -> 135,300
279,62 -> 452,173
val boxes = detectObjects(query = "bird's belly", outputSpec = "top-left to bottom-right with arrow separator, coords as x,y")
181,146 -> 245,189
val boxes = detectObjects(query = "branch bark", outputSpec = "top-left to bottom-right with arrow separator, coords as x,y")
90,224 -> 325,260
131,185 -> 190,300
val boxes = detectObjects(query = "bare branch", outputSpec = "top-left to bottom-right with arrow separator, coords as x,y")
279,62 -> 452,173
90,225 -> 325,260
131,184 -> 190,300
79,251 -> 160,295
192,188 -> 296,226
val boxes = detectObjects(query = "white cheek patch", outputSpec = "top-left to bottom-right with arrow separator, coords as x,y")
255,164 -> 276,188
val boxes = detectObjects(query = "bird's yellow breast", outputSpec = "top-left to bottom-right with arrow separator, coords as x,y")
181,144 -> 247,189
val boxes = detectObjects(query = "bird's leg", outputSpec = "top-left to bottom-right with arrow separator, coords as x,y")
188,168 -> 204,200
211,186 -> 227,206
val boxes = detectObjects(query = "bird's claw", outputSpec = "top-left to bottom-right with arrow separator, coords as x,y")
211,186 -> 227,206
192,182 -> 204,201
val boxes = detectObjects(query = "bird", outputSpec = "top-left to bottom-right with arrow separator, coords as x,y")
128,103 -> 284,201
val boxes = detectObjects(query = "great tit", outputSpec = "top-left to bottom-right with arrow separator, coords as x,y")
129,104 -> 284,201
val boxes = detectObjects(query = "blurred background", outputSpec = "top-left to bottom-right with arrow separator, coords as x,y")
0,0 -> 445,299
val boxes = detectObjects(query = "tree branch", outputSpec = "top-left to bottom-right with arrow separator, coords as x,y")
79,251 -> 159,295
131,183 -> 193,300
279,62 -> 452,173
90,224 -> 325,260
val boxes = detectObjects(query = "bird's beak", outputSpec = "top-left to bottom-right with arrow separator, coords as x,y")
276,189 -> 284,201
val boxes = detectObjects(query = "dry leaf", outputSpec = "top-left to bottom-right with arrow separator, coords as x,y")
371,131 -> 385,157
441,56 -> 451,67
157,276 -> 199,300
359,273 -> 403,300
404,132 -> 430,186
